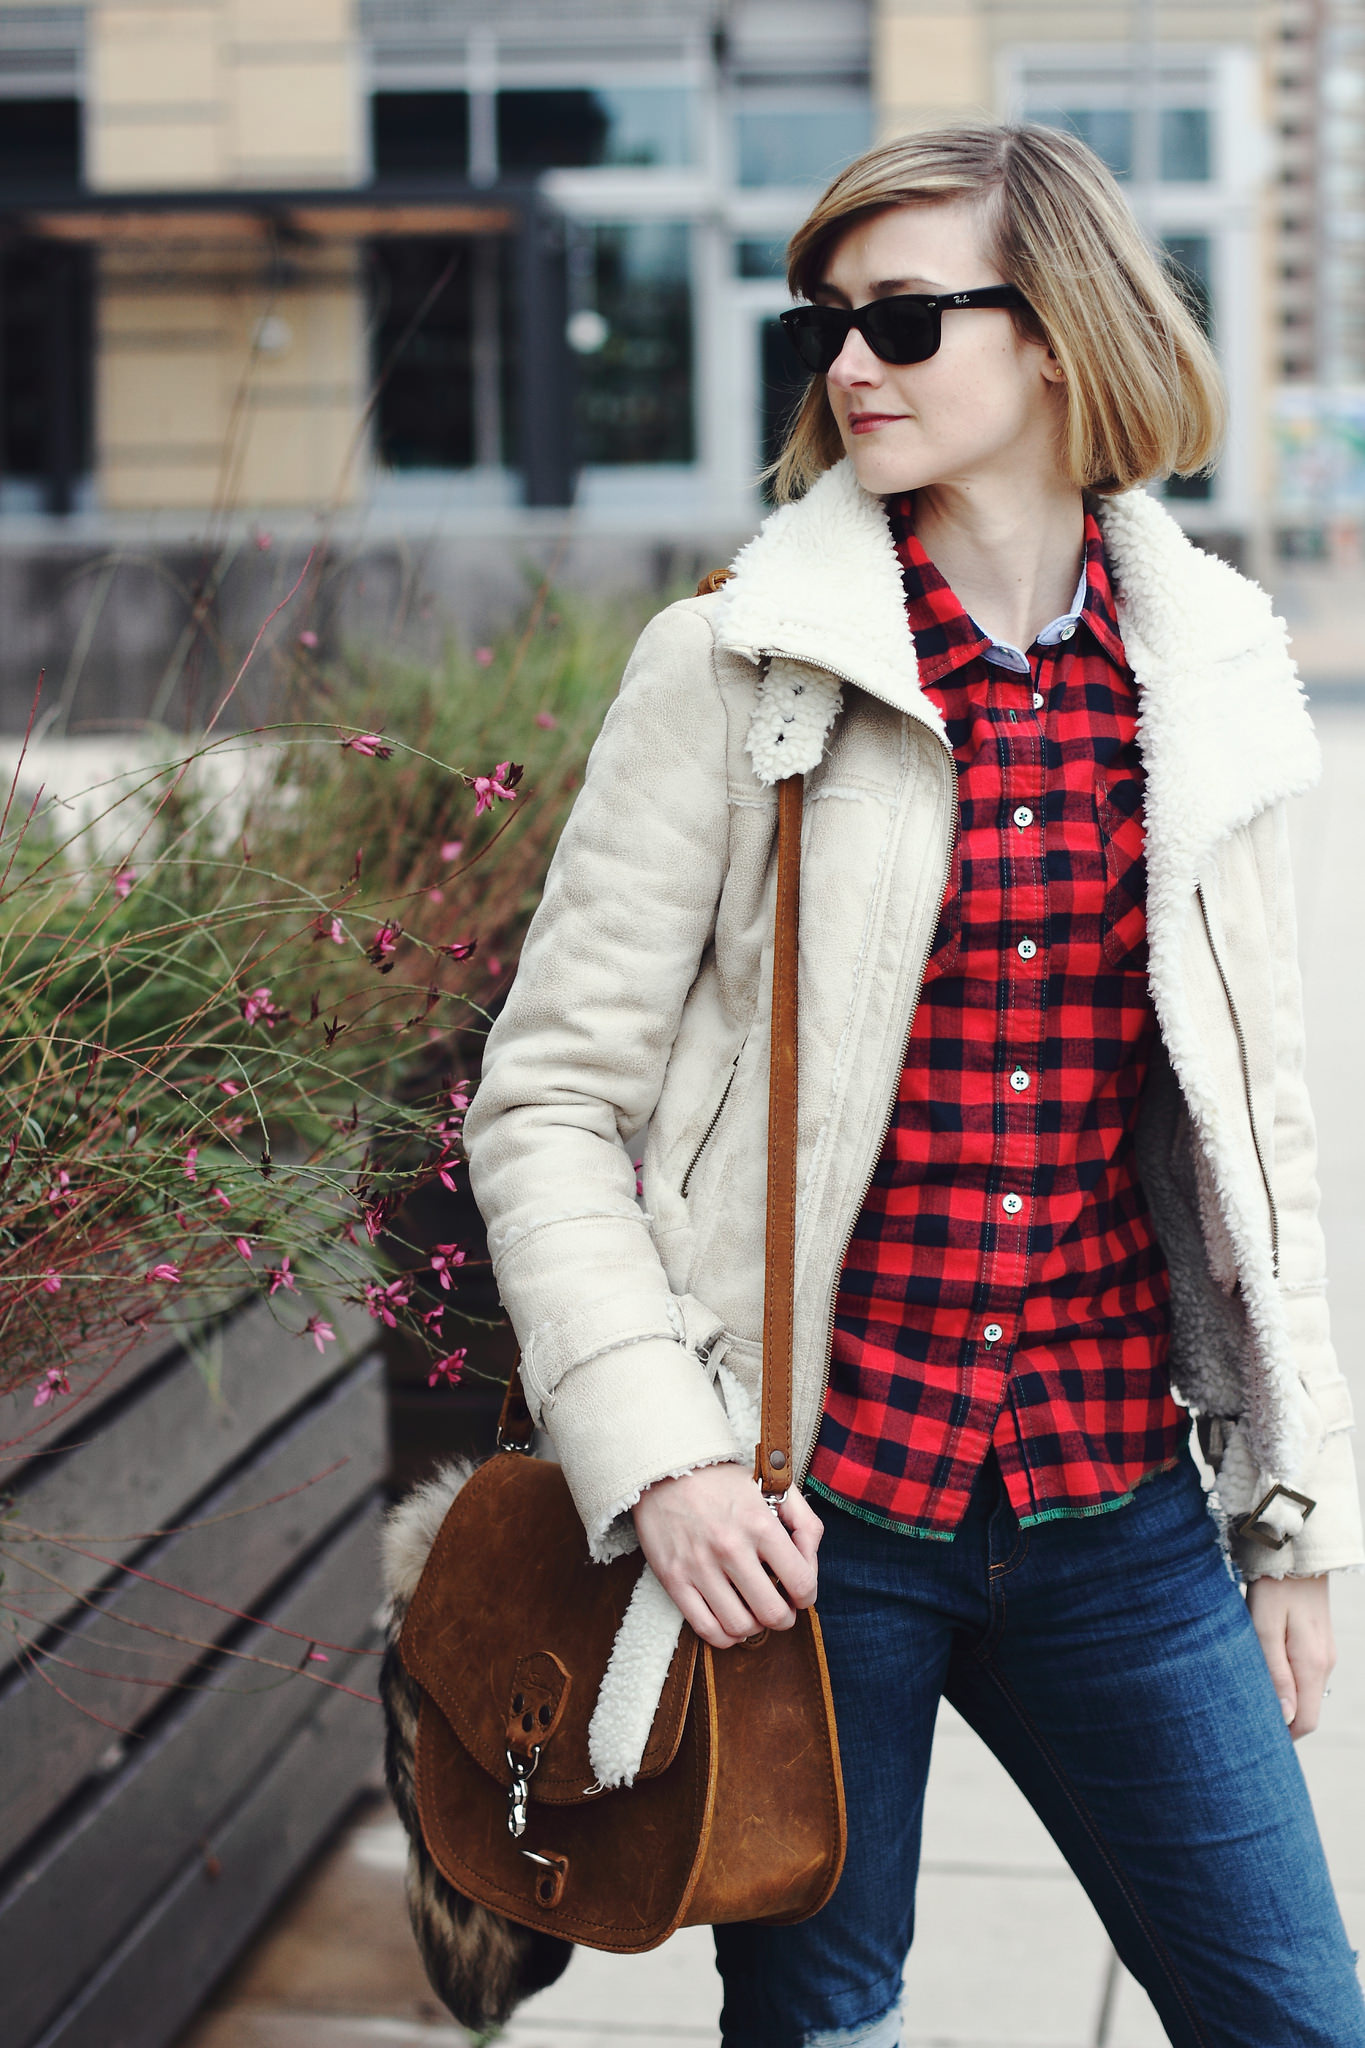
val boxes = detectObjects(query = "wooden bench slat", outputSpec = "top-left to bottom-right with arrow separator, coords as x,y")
0,1351 -> 384,1865
0,1494 -> 384,2048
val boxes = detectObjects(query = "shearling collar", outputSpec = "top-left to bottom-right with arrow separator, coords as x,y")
716,458 -> 1320,886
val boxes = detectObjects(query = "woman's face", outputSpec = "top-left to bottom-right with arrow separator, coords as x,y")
815,199 -> 1068,498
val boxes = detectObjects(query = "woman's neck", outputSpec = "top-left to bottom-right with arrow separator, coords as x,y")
911,478 -> 1088,653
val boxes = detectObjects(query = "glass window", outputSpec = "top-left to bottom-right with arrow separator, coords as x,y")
497,89 -> 694,172
0,98 -> 81,190
1028,107 -> 1133,181
371,240 -> 474,468
760,315 -> 809,499
575,223 -> 693,464
1161,232 -> 1214,499
1162,233 -> 1213,335
735,237 -> 790,279
735,107 -> 872,189
0,242 -> 93,497
371,93 -> 470,179
1160,107 -> 1212,182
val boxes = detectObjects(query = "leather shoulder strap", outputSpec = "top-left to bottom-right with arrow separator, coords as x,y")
754,773 -> 801,1497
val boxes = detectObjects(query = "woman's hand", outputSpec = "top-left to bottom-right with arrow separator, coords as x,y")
1246,1573 -> 1335,1738
631,1464 -> 823,1650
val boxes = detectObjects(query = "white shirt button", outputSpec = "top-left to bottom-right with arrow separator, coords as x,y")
983,1322 -> 1004,1346
1032,691 -> 1044,710
1017,937 -> 1037,961
1001,1192 -> 1024,1216
1009,1068 -> 1030,1092
1060,624 -> 1076,640
1012,805 -> 1034,830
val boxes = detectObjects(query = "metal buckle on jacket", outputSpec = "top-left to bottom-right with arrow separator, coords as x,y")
1236,1483 -> 1317,1551
505,1744 -> 540,1838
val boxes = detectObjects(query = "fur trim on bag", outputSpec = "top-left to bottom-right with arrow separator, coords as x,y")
379,1462 -> 573,2032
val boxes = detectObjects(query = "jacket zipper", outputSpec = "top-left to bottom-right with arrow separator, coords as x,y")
797,748 -> 960,1485
1196,884 -> 1280,1278
680,1051 -> 742,1198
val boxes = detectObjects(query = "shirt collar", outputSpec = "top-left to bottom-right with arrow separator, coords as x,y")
886,497 -> 1126,685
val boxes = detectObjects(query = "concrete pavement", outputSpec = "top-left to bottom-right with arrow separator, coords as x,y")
180,697 -> 1365,2048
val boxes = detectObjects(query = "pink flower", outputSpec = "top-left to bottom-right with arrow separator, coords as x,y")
210,1186 -> 231,1211
39,1268 -> 62,1294
218,1080 -> 242,1098
428,1348 -> 468,1389
440,839 -> 463,863
360,1200 -> 391,1243
112,868 -> 135,900
535,710 -> 558,730
367,923 -> 400,970
184,1146 -> 198,1182
48,1170 -> 73,1212
486,954 -> 503,978
219,1115 -> 245,1137
339,731 -> 393,760
436,1157 -> 459,1193
241,987 -> 284,1032
474,647 -> 494,667
298,629 -> 319,650
147,1263 -> 181,1285
421,1304 -> 445,1330
634,1158 -> 644,1198
307,1649 -> 329,1663
240,985 -> 285,1028
469,760 -> 523,818
430,1243 -> 466,1290
329,917 -> 344,944
440,938 -> 477,962
267,1257 -> 296,1295
32,1365 -> 71,1407
426,887 -> 443,905
449,1087 -> 471,1113
304,1315 -> 335,1353
363,1277 -> 411,1329
254,529 -> 273,552
234,1237 -> 253,1262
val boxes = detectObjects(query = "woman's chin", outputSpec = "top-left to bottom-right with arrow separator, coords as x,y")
843,435 -> 937,498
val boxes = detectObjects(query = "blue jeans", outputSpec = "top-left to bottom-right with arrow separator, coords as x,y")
713,1451 -> 1364,2048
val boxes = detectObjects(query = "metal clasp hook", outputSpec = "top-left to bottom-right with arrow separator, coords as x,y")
505,1744 -> 541,1839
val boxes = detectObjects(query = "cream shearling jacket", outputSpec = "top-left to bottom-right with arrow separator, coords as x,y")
465,462 -> 1364,1622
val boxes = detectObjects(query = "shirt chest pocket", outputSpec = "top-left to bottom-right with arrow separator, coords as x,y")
1095,769 -> 1149,972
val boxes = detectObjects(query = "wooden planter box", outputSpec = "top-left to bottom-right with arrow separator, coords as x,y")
0,1295 -> 388,2048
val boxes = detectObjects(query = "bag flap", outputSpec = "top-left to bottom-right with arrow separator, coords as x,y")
398,1454 -> 697,1802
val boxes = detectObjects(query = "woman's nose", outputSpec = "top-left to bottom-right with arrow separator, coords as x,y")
825,325 -> 884,389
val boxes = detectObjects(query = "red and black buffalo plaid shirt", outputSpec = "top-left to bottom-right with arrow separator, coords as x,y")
806,502 -> 1185,1537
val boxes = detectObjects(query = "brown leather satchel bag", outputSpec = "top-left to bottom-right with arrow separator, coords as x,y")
380,772 -> 846,2032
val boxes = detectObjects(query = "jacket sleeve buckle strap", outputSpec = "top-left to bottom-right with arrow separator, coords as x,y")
1237,1482 -> 1318,1550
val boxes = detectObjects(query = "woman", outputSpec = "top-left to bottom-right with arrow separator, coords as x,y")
463,123 -> 1365,2047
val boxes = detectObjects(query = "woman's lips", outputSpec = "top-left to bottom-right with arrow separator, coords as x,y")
847,412 -> 907,434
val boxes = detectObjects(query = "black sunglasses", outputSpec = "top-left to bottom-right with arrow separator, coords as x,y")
780,286 -> 1032,375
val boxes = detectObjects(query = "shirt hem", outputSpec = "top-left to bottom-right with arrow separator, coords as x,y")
1013,1453 -> 1184,1528
806,1476 -> 957,1540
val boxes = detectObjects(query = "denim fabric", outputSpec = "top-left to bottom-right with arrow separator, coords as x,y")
713,1453 -> 1365,2048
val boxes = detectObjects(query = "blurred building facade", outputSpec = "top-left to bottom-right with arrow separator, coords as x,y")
0,0 -> 1352,553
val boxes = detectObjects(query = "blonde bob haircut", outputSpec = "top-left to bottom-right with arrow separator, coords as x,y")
773,120 -> 1226,504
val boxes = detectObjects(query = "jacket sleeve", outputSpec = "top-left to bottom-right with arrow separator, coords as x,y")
462,602 -> 746,1559
1238,801 -> 1364,1579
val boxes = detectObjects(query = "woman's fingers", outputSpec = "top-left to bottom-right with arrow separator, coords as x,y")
1246,1574 -> 1335,1740
632,1464 -> 825,1647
